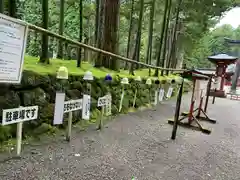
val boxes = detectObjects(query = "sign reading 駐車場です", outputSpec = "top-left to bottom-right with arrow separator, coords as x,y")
0,13 -> 28,84
2,106 -> 38,125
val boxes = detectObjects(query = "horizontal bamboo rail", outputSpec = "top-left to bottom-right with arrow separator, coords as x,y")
27,22 -> 185,72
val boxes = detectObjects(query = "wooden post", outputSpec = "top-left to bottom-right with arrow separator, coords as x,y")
133,89 -> 137,107
98,106 -> 104,130
16,121 -> 23,156
66,111 -> 73,141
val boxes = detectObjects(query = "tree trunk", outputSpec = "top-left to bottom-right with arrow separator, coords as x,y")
39,0 -> 49,64
124,0 -> 135,70
95,0 -> 100,44
57,0 -> 64,59
154,0 -> 169,76
95,0 -> 105,67
146,0 -> 156,76
0,0 -> 4,13
162,0 -> 172,75
129,0 -> 144,74
167,0 -> 183,72
77,0 -> 83,67
102,0 -> 120,70
8,0 -> 17,18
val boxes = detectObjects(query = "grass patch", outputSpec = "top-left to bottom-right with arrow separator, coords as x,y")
23,55 -> 172,79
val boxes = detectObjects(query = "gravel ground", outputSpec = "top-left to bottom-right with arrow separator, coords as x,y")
1,93 -> 240,180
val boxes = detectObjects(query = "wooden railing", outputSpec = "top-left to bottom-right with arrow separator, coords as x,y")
25,21 -> 185,74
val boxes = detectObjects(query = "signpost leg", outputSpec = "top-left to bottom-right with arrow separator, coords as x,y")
98,106 -> 104,130
132,89 -> 137,107
66,111 -> 73,141
16,122 -> 23,156
119,87 -> 125,112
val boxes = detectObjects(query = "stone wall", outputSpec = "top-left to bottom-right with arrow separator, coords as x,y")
0,70 -> 191,142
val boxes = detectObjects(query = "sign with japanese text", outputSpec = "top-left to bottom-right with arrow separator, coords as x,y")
64,99 -> 82,113
97,96 -> 107,107
53,92 -> 65,125
82,94 -> 91,120
97,94 -> 112,116
2,106 -> 38,125
105,94 -> 112,116
0,13 -> 28,84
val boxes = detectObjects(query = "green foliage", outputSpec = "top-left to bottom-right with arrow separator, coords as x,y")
186,25 -> 240,68
13,0 -> 236,68
0,57 -> 189,144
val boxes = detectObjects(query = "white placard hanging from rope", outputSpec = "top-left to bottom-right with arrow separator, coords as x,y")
159,88 -> 164,102
166,87 -> 173,98
154,90 -> 158,105
82,94 -> 91,120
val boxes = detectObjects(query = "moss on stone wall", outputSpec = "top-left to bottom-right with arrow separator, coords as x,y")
0,70 -> 191,143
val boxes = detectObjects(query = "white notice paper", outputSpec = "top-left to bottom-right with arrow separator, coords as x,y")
159,88 -> 164,102
53,92 -> 65,125
167,87 -> 173,98
0,13 -> 28,84
154,90 -> 158,105
82,94 -> 91,120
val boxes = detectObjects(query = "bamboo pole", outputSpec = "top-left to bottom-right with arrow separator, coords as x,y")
26,22 -> 185,72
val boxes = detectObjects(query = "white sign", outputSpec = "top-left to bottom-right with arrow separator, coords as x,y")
64,99 -> 82,113
105,94 -> 112,116
53,92 -> 65,125
0,13 -> 28,84
159,88 -> 164,101
2,106 -> 38,125
166,87 -> 173,98
98,96 -> 107,107
82,94 -> 91,120
154,90 -> 158,105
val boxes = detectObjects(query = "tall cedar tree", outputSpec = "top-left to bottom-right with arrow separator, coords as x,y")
39,0 -> 49,64
57,0 -> 64,59
0,0 -> 4,13
102,0 -> 120,70
168,0 -> 183,71
162,0 -> 172,75
146,0 -> 156,76
77,0 -> 83,67
154,0 -> 169,76
129,0 -> 144,75
95,0 -> 100,44
124,0 -> 135,70
95,0 -> 105,67
8,0 -> 17,17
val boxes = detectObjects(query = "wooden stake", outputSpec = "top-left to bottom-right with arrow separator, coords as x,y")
66,111 -> 73,141
119,87 -> 125,112
16,122 -> 23,156
133,89 -> 137,107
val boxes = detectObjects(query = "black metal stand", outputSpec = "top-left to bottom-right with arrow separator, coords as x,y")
168,74 -> 213,138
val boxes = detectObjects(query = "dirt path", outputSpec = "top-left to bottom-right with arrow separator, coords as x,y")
1,93 -> 240,180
